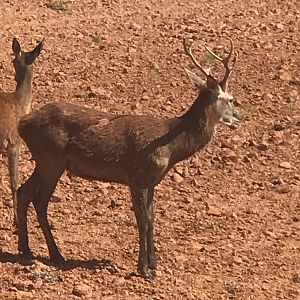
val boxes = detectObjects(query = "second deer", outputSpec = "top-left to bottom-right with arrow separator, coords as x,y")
17,38 -> 239,280
0,38 -> 43,226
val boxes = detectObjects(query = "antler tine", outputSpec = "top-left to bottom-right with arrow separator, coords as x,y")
183,38 -> 210,78
204,39 -> 238,90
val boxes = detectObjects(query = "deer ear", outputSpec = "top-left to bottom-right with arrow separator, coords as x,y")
184,68 -> 205,89
26,39 -> 44,65
206,75 -> 220,91
12,38 -> 21,56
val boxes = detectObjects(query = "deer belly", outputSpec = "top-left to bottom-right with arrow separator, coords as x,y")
66,155 -> 129,184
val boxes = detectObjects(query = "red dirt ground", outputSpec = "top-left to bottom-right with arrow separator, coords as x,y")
0,0 -> 299,299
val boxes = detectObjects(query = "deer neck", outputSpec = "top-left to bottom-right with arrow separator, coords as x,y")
169,109 -> 215,163
15,67 -> 34,110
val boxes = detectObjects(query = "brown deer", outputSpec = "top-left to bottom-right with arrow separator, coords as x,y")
0,38 -> 43,226
17,38 -> 239,280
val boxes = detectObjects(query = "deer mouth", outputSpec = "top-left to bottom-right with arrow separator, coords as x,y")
221,116 -> 240,129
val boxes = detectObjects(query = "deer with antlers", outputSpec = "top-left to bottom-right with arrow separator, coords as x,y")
0,38 -> 43,226
17,38 -> 238,280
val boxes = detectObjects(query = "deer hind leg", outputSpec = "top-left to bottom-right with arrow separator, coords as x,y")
17,169 -> 40,258
7,142 -> 20,227
32,164 -> 65,264
130,185 -> 155,280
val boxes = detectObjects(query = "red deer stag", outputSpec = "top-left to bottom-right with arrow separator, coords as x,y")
17,38 -> 238,280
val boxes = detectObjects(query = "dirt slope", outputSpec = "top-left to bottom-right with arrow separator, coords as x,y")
0,0 -> 299,299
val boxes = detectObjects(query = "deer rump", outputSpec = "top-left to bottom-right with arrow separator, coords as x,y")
19,102 -> 183,186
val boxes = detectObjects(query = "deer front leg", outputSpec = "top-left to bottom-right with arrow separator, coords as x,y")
130,186 -> 154,280
7,143 -> 20,227
17,176 -> 36,258
146,187 -> 157,270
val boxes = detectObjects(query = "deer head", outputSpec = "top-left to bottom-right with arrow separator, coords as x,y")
12,38 -> 44,84
183,38 -> 240,129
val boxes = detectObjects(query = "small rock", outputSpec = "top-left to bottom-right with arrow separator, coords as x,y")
225,281 -> 239,295
206,204 -> 222,216
279,161 -> 292,169
72,284 -> 92,297
31,260 -> 49,271
271,178 -> 284,185
232,212 -> 238,219
273,123 -> 285,131
108,200 -> 118,209
292,216 -> 300,222
15,291 -> 34,300
233,256 -> 243,265
61,208 -> 72,216
292,273 -> 300,283
46,1 -> 68,11
172,173 -> 184,183
29,271 -> 55,283
221,149 -> 237,162
265,230 -> 277,239
294,174 -> 300,180
278,185 -> 290,194
279,70 -> 292,82
257,143 -> 268,151
113,277 -> 126,285
116,82 -> 126,92
12,280 -> 35,292
131,102 -> 142,110
263,93 -> 273,100
151,62 -> 161,73
273,131 -> 284,143
191,241 -> 205,251
129,23 -> 142,31
290,89 -> 298,98
182,196 -> 194,204
153,269 -> 163,277
275,23 -> 284,30
87,87 -> 111,99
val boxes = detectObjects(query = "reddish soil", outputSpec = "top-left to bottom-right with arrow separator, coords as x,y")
0,0 -> 299,299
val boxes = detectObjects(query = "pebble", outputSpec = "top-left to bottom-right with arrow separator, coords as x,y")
172,173 -> 184,183
72,283 -> 92,297
279,162 -> 292,169
292,273 -> 300,283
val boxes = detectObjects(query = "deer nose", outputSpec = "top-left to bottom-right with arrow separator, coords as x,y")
229,120 -> 239,129
233,109 -> 243,121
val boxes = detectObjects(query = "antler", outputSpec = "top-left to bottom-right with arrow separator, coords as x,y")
183,38 -> 210,79
204,39 -> 238,91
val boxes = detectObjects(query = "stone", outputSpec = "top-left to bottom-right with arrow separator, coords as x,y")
172,173 -> 184,183
279,70 -> 292,81
279,162 -> 292,169
72,284 -> 92,297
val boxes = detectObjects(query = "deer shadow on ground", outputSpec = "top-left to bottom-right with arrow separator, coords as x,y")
0,251 -> 120,272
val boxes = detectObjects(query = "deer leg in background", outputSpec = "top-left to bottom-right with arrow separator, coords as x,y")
17,169 -> 40,258
7,142 -> 20,226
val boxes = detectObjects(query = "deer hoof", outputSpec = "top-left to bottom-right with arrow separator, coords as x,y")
148,258 -> 157,270
19,249 -> 34,260
141,271 -> 155,281
50,253 -> 65,265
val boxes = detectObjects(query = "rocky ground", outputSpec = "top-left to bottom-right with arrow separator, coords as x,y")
0,0 -> 299,299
